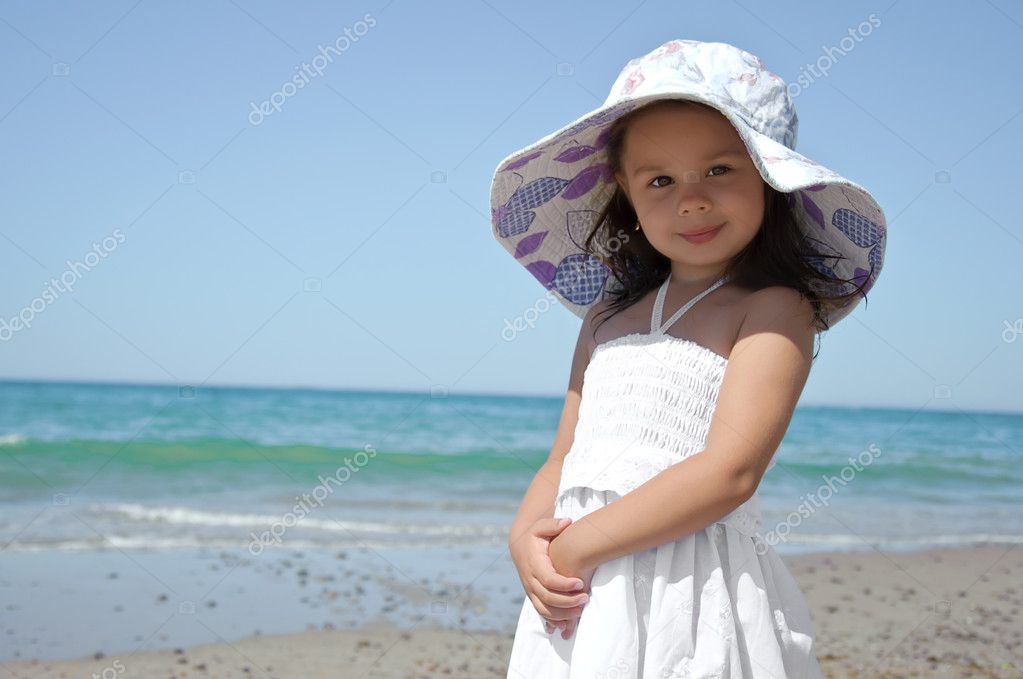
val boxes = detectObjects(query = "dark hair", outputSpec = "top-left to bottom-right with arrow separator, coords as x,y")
582,99 -> 869,358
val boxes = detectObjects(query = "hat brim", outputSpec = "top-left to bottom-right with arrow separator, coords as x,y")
490,94 -> 886,329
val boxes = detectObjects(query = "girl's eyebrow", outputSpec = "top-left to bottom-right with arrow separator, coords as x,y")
631,150 -> 747,176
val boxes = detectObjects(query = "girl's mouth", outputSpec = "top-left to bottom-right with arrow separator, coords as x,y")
679,222 -> 725,244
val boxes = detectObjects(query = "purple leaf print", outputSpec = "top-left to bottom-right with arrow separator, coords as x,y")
514,231 -> 547,258
506,176 -> 572,212
803,183 -> 827,192
815,269 -> 856,297
861,270 -> 877,295
552,253 -> 608,304
852,267 -> 870,289
562,165 -> 607,200
805,257 -> 836,279
491,202 -> 507,225
526,260 -> 557,289
554,145 -> 598,163
860,242 -> 884,295
832,209 -> 883,248
503,150 -> 542,171
800,191 -> 825,229
868,241 -> 883,272
565,105 -> 632,137
496,209 -> 536,238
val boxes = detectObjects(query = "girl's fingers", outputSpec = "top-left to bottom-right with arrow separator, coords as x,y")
530,517 -> 573,538
530,587 -> 584,622
539,569 -> 585,595
539,604 -> 584,622
543,619 -> 570,636
529,593 -> 582,622
535,579 -> 589,609
528,593 -> 555,620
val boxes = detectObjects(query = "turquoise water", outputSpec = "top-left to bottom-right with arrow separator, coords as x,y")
1,380 -> 1021,555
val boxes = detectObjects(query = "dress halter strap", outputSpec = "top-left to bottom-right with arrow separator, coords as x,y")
651,274 -> 729,334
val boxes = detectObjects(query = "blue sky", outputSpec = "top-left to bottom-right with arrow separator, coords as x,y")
1,0 -> 1020,412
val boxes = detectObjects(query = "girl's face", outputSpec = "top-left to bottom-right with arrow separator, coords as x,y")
613,103 -> 766,279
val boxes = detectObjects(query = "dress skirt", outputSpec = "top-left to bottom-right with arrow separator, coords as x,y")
507,486 -> 826,678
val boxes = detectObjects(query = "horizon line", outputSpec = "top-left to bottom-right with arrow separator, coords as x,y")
0,377 -> 1019,417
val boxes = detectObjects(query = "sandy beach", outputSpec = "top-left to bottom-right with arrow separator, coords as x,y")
5,544 -> 1020,678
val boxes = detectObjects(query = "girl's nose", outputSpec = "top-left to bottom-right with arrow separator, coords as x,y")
677,198 -> 712,216
676,172 -> 712,215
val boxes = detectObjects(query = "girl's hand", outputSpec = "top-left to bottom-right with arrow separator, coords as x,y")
509,517 -> 591,638
547,529 -> 597,640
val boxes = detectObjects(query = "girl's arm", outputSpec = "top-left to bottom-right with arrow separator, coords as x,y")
549,287 -> 816,574
507,456 -> 565,548
508,300 -> 599,552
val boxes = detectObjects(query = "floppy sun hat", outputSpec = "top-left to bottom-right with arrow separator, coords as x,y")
489,38 -> 886,328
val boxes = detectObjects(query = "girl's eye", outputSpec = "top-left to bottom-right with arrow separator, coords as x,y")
647,166 -> 731,188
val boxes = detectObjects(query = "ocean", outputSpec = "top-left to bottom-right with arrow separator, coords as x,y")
1,380 -> 1020,556
1,380 -> 1021,661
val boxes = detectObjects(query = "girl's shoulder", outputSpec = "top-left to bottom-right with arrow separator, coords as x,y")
582,282 -> 810,362
729,283 -> 817,329
585,281 -> 759,362
737,285 -> 819,332
713,283 -> 817,361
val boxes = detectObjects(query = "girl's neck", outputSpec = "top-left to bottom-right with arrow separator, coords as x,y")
667,265 -> 729,290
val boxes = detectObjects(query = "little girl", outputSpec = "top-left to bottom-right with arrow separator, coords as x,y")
490,40 -> 886,678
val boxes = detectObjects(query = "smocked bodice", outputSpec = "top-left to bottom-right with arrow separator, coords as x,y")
556,274 -> 765,537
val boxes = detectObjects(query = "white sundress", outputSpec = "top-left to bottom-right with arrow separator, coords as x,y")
508,275 -> 825,679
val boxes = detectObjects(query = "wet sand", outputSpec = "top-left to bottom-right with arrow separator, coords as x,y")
4,545 -> 1021,678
